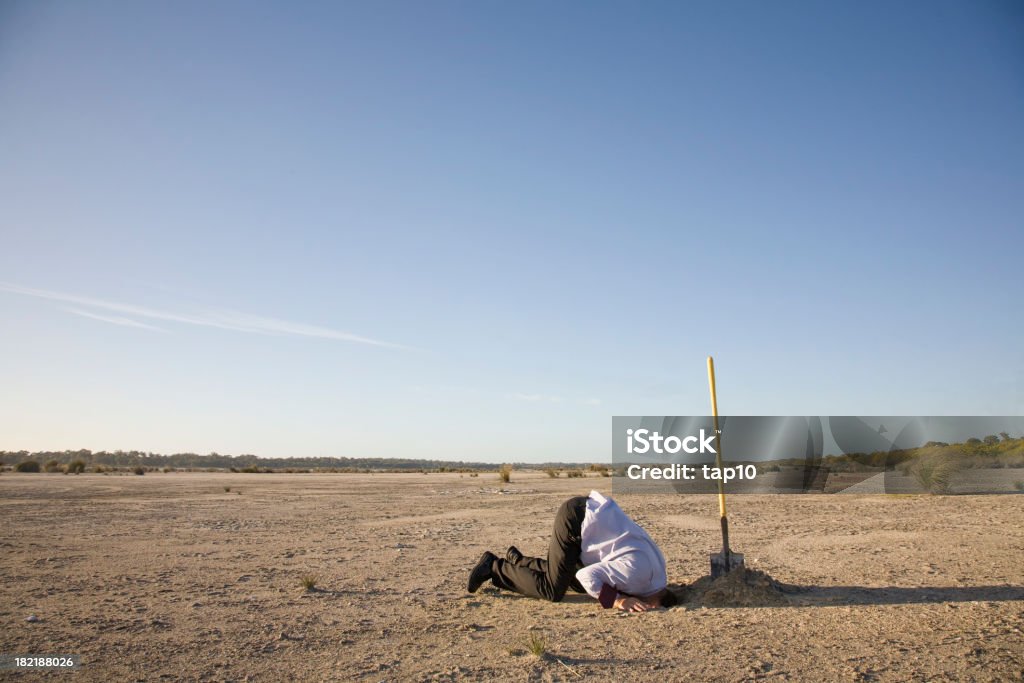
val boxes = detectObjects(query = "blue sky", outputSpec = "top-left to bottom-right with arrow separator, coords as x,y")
1,1 -> 1021,461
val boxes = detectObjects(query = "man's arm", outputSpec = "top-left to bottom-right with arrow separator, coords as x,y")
575,562 -> 619,601
577,562 -> 662,612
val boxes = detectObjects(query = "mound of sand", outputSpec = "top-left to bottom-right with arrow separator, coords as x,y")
680,567 -> 790,608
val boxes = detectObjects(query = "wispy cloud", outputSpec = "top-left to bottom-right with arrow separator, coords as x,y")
508,392 -> 564,403
506,393 -> 603,406
64,308 -> 164,332
1,282 -> 411,349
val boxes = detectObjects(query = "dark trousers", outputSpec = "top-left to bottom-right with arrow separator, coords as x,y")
489,496 -> 588,602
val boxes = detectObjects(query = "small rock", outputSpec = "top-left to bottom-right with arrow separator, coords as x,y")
26,615 -> 39,623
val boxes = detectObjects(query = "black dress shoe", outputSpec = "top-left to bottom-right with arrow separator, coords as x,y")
505,546 -> 524,565
467,551 -> 497,593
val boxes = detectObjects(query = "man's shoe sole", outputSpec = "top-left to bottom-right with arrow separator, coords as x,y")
467,551 -> 496,593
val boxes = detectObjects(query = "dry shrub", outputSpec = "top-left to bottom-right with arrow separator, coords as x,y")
909,452 -> 961,494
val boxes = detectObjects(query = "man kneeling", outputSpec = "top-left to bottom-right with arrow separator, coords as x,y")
467,490 -> 676,612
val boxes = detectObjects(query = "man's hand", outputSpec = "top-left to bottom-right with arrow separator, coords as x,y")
614,595 -> 656,612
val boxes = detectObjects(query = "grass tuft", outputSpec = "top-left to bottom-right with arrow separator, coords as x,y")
498,464 -> 512,484
224,486 -> 231,493
300,574 -> 319,591
527,630 -> 546,658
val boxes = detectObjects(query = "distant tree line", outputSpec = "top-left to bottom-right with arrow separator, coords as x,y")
0,449 -> 594,472
817,433 -> 1024,472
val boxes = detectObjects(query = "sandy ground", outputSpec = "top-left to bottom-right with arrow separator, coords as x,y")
1,472 -> 1022,682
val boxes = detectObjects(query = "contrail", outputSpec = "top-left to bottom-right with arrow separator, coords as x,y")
0,282 -> 412,349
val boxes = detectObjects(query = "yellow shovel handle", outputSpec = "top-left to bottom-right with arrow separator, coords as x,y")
707,356 -> 727,519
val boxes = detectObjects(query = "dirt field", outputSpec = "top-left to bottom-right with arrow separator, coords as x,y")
1,472 -> 1022,682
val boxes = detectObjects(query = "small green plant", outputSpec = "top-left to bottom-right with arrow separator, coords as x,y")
15,460 -> 40,473
300,574 -> 319,591
527,630 -> 546,658
498,464 -> 512,484
545,468 -> 560,478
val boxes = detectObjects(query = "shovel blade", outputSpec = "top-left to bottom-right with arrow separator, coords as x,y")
710,551 -> 745,579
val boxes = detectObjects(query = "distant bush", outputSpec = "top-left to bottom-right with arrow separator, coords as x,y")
91,464 -> 104,473
998,452 -> 1024,468
910,452 -> 961,494
566,470 -> 584,478
68,460 -> 86,474
43,460 -> 62,473
16,460 -> 40,473
1014,481 -> 1023,492
545,468 -> 560,478
133,466 -> 146,475
469,472 -> 479,477
498,464 -> 512,483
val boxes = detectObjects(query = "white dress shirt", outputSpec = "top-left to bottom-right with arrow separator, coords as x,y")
575,490 -> 668,600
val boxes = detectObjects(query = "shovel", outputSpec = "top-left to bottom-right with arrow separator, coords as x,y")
707,356 -> 745,579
